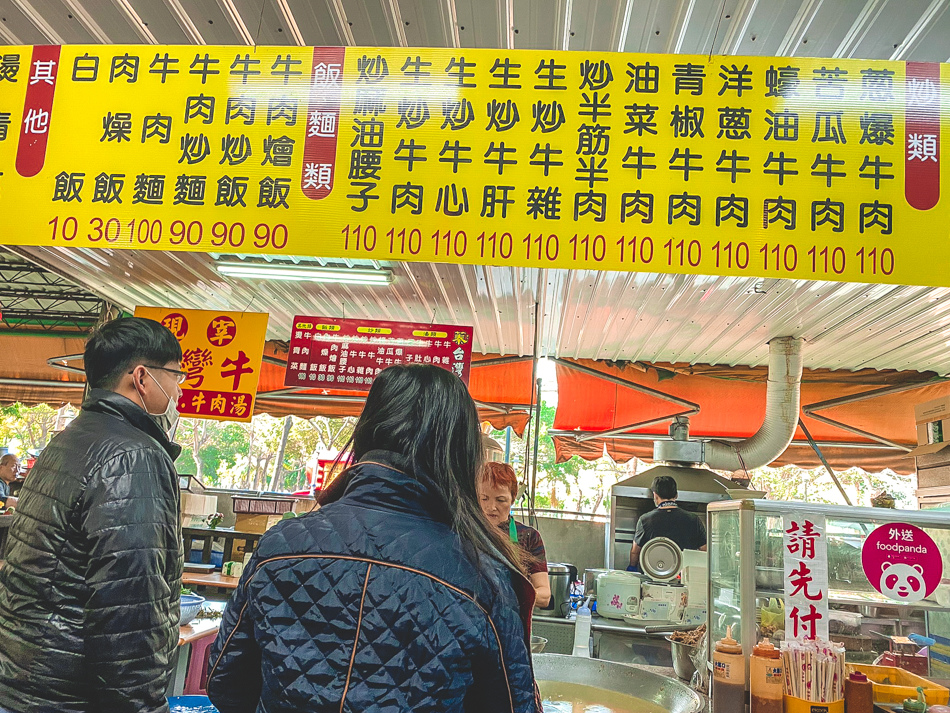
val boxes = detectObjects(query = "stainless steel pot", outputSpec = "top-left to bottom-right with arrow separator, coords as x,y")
533,653 -> 704,713
534,563 -> 576,618
665,637 -> 699,681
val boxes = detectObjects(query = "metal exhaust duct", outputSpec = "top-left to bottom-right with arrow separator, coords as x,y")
703,336 -> 805,472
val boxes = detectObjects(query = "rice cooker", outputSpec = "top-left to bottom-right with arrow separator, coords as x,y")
595,570 -> 643,620
638,537 -> 686,622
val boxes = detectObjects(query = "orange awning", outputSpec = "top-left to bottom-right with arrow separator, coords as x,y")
552,358 -> 944,474
0,334 -> 86,406
0,336 -> 533,434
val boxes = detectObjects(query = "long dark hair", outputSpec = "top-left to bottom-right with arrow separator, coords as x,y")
321,364 -> 525,575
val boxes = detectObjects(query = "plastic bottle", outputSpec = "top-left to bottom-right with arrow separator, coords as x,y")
750,639 -> 783,713
844,671 -> 873,713
712,625 -> 746,713
572,597 -> 592,658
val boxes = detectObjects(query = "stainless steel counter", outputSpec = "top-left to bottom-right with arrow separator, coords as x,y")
531,611 -> 691,668
533,611 -> 695,636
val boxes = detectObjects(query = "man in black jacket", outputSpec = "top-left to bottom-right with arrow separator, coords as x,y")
0,317 -> 185,713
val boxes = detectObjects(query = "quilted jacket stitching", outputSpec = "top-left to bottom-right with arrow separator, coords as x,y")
212,553 -> 518,713
340,562 -> 373,713
207,598 -> 250,682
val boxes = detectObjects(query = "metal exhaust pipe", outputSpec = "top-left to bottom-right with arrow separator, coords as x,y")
703,337 -> 804,472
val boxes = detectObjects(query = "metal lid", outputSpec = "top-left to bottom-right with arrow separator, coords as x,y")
640,537 -> 683,581
547,563 -> 572,573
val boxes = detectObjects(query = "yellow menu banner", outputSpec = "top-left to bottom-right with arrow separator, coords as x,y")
134,305 -> 268,422
0,45 -> 947,286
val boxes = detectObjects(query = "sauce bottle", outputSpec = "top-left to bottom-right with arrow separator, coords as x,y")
844,671 -> 873,713
712,625 -> 746,713
572,597 -> 592,658
750,638 -> 783,713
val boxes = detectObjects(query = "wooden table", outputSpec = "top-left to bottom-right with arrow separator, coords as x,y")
167,601 -> 225,696
178,615 -> 222,646
182,526 -> 262,567
182,572 -> 241,590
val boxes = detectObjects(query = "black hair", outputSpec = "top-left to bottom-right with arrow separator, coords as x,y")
323,364 -> 525,575
652,475 -> 678,500
84,317 -> 183,390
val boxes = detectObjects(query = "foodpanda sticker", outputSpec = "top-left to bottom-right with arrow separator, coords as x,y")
861,523 -> 943,603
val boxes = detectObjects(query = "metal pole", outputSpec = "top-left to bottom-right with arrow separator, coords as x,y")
530,376 -> 543,528
269,415 -> 293,491
551,358 -> 701,412
547,428 -> 906,451
575,410 -> 698,442
803,378 -> 948,452
526,298 -> 541,512
246,418 -> 255,488
504,425 -> 511,463
798,418 -> 853,506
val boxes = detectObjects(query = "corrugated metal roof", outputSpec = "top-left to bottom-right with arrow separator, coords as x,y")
12,245 -> 950,375
3,0 -> 950,63
5,0 -> 950,373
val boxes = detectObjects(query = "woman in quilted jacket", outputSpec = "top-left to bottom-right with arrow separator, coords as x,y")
208,363 -> 542,713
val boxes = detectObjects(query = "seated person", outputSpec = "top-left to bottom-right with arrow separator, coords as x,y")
629,474 -> 706,571
0,454 -> 19,508
477,462 -> 551,607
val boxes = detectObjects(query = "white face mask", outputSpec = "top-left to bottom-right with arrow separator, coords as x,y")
138,369 -> 180,436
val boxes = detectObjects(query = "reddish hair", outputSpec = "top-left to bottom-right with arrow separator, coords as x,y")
480,462 -> 519,501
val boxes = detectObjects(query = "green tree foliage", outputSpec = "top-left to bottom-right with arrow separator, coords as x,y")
0,403 -> 916,510
491,401 -> 619,512
174,414 -> 355,491
750,464 -> 915,507
0,403 -> 73,455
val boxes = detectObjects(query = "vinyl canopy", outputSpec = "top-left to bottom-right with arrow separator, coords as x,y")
0,335 -> 533,433
552,358 -> 946,475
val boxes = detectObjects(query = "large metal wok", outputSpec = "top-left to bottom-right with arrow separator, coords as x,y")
533,654 -> 704,713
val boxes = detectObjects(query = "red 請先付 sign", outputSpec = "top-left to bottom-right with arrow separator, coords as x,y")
283,317 -> 473,391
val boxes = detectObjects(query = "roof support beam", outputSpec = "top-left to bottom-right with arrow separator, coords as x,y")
8,0 -> 65,43
60,0 -> 113,43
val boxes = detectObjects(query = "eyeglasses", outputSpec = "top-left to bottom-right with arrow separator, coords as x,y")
129,365 -> 188,385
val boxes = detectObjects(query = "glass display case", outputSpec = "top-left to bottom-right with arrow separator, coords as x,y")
707,499 -> 950,686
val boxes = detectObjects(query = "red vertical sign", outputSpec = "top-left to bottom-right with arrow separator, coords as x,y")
904,62 -> 940,211
301,47 -> 345,200
15,45 -> 61,178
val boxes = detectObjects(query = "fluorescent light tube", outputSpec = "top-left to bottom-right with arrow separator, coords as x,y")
216,263 -> 392,285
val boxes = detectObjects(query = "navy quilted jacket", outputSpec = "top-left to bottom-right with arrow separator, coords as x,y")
207,451 -> 541,713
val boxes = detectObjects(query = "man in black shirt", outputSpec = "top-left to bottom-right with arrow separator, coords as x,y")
628,475 -> 707,570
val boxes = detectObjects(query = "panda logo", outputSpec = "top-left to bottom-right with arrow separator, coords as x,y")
880,562 -> 926,603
